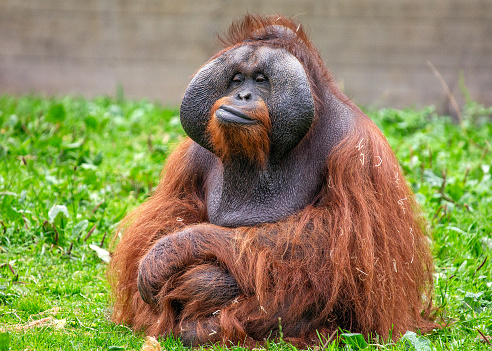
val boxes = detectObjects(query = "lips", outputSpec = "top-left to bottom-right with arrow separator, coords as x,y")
215,105 -> 256,124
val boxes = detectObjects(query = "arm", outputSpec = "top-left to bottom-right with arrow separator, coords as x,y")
137,225 -> 239,307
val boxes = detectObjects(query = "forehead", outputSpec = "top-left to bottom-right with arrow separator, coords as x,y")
222,45 -> 303,75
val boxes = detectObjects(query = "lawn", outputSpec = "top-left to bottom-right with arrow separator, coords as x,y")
0,95 -> 491,350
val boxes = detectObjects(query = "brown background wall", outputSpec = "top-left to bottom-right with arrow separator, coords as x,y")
1,0 -> 491,111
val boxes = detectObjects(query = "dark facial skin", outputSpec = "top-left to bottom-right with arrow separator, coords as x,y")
181,45 -> 315,159
214,72 -> 269,125
180,45 -> 353,227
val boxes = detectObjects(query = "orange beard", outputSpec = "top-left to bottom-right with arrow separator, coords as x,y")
207,97 -> 271,167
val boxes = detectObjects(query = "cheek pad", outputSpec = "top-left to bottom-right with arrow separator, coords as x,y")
180,58 -> 230,148
180,48 -> 253,148
263,52 -> 315,156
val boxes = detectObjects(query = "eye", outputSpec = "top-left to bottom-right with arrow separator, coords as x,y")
255,74 -> 267,83
232,73 -> 243,83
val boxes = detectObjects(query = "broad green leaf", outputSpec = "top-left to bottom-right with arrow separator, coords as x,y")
341,333 -> 368,349
89,244 -> 110,263
93,151 -> 103,165
84,115 -> 98,129
0,191 -> 17,197
72,219 -> 89,239
463,291 -> 485,312
46,103 -> 66,123
63,139 -> 84,149
48,204 -> 69,223
422,170 -> 443,187
446,226 -> 466,235
7,114 -> 18,127
401,331 -> 433,351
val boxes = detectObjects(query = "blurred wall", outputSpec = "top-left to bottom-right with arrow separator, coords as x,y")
1,0 -> 491,110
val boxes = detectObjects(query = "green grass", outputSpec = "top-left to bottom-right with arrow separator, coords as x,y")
0,95 -> 491,350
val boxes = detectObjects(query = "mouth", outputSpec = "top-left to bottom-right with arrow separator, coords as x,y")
215,105 -> 257,125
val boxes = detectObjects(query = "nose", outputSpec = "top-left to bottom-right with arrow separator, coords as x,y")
237,91 -> 252,101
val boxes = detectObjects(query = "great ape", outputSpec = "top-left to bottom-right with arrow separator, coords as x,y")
109,15 -> 435,346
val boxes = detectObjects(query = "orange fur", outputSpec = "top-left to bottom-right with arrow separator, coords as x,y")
108,14 -> 436,346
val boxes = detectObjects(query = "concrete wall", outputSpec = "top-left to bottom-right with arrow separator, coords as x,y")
1,0 -> 491,111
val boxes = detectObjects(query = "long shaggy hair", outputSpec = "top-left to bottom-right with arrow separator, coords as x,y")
108,14 -> 436,346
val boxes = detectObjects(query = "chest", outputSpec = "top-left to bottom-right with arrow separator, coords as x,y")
205,159 -> 324,228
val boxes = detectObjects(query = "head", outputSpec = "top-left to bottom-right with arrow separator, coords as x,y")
180,17 -> 316,166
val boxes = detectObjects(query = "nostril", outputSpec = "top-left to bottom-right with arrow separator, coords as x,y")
238,91 -> 252,101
